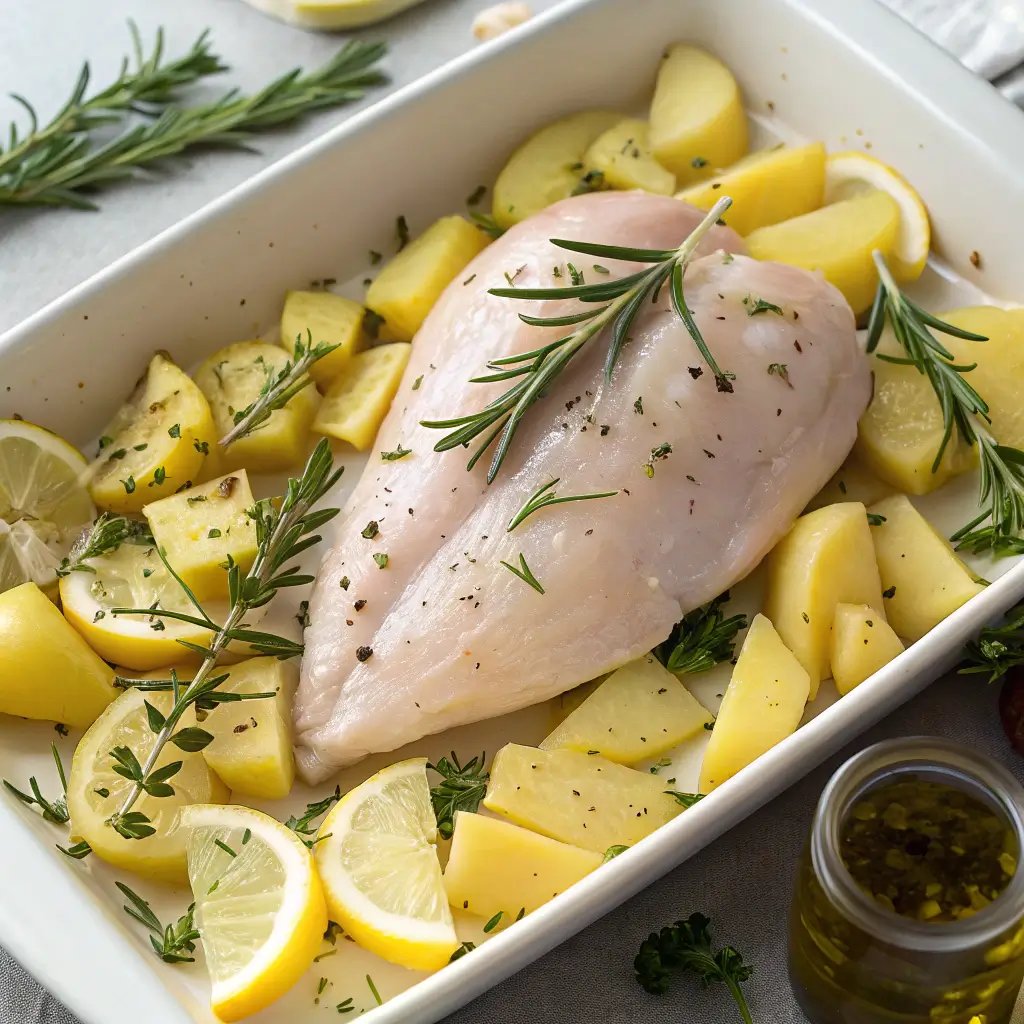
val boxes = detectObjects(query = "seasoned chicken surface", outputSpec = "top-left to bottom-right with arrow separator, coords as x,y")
295,191 -> 868,782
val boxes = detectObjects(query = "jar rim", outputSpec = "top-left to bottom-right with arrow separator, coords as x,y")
810,736 -> 1024,952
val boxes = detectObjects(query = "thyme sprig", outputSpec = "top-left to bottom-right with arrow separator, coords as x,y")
656,592 -> 747,676
56,512 -> 154,578
635,913 -> 753,1023
106,440 -> 341,840
0,24 -> 227,210
284,786 -> 342,848
506,478 -> 618,531
422,196 -> 735,483
959,606 -> 1024,683
1,39 -> 387,210
868,251 -> 1024,554
4,744 -> 70,825
117,882 -> 199,964
220,331 -> 338,447
427,752 -> 489,840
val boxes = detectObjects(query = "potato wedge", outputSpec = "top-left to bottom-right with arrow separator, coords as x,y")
144,471 -> 258,602
676,143 -> 825,236
200,657 -> 296,800
699,614 -> 810,793
86,353 -> 216,513
805,453 -> 893,513
492,110 -> 622,228
540,654 -> 711,764
868,494 -> 984,641
745,190 -> 900,314
281,290 -> 365,388
649,44 -> 748,185
483,744 -> 681,854
582,118 -> 675,195
443,811 -> 602,923
855,329 -> 978,495
830,603 -> 905,696
312,342 -> 411,450
764,502 -> 885,698
0,582 -> 116,728
366,216 -> 490,341
194,340 -> 319,474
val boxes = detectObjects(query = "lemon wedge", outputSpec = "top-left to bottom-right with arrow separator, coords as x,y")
59,541 -> 240,671
0,420 -> 95,595
314,758 -> 459,971
824,151 -> 930,283
182,803 -> 327,1022
244,0 -> 427,30
67,687 -> 229,882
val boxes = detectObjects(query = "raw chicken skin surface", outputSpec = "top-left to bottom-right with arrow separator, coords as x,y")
296,191 -> 869,782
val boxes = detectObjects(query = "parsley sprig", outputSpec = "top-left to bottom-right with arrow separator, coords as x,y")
656,592 -> 747,676
635,912 -> 753,1023
107,440 -> 341,840
427,752 -> 489,840
422,196 -> 736,483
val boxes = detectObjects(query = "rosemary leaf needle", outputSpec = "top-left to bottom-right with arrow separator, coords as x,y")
507,478 -> 618,531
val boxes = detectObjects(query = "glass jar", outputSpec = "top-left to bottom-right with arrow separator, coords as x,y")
789,738 -> 1024,1024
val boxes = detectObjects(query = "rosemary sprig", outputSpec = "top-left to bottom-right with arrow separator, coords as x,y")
500,552 -> 545,594
56,512 -> 153,578
635,913 -> 753,1024
219,331 -> 338,447
655,592 -> 747,676
959,606 -> 1024,683
0,23 -> 227,209
116,882 -> 199,964
868,251 -> 1024,553
427,752 -> 489,840
1,40 -> 387,210
4,744 -> 70,825
506,478 -> 618,531
284,786 -> 342,848
422,196 -> 735,483
107,440 -> 341,840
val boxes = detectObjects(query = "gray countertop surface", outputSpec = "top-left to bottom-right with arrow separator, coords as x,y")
2,2 -> 1023,1023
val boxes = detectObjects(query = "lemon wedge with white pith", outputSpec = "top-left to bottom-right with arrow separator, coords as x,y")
314,758 -> 460,971
0,420 -> 95,595
183,804 -> 327,1023
825,151 -> 930,282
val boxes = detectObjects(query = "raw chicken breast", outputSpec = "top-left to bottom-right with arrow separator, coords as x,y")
296,192 -> 868,781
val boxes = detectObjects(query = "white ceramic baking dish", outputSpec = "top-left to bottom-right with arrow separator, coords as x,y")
4,0 -> 1024,1021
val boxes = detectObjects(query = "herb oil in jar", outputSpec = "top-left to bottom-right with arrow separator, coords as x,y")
789,738 -> 1024,1024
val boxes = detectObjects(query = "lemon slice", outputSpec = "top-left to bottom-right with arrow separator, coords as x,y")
824,151 -> 930,283
59,542 -> 243,671
0,420 -> 95,595
314,758 -> 459,971
182,804 -> 327,1022
67,687 -> 229,882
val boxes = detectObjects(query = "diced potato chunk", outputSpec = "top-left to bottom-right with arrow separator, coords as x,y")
583,118 -> 675,195
492,110 -> 621,228
745,190 -> 900,314
699,614 -> 810,792
855,330 -> 977,494
649,44 -> 748,185
483,744 -> 681,854
312,343 -> 412,450
443,811 -> 602,923
366,216 -> 490,341
0,582 -> 116,727
830,603 -> 905,696
143,472 -> 258,602
805,453 -> 893,513
280,291 -> 365,388
676,143 -> 825,236
764,502 -> 886,698
540,654 -> 711,764
200,657 -> 296,800
868,494 -> 984,641
86,353 -> 216,513
194,340 -> 319,474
